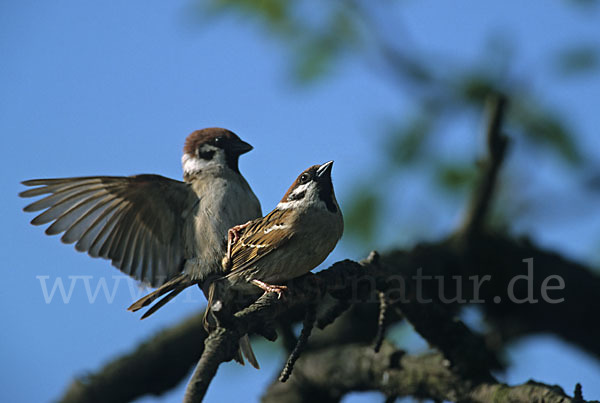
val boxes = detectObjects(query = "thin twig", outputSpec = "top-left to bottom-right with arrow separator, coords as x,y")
461,94 -> 509,238
279,304 -> 317,382
373,291 -> 389,353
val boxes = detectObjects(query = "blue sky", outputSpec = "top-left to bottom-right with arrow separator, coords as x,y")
2,1 -> 600,402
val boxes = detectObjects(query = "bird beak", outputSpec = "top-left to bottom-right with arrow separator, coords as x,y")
231,139 -> 253,155
317,160 -> 334,178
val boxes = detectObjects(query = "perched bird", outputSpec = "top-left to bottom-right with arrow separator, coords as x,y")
206,161 -> 343,338
19,128 -> 262,320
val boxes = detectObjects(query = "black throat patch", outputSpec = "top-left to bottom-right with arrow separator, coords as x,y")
319,181 -> 337,213
224,152 -> 241,174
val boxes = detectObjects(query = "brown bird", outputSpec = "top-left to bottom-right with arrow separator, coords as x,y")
19,128 -> 262,321
204,161 -> 343,365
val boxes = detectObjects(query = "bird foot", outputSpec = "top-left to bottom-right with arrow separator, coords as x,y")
226,221 -> 253,262
251,279 -> 288,299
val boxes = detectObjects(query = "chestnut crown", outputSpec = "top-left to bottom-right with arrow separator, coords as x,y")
279,161 -> 338,213
182,128 -> 252,175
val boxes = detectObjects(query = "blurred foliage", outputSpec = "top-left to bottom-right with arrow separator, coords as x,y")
554,45 -> 600,77
510,99 -> 581,164
435,163 -> 479,192
343,188 -> 379,244
204,0 -> 360,82
386,116 -> 431,166
199,0 -> 599,248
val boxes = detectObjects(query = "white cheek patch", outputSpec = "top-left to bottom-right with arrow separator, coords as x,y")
276,200 -> 301,210
181,146 -> 226,175
289,183 -> 310,199
277,182 -> 320,210
263,224 -> 288,234
182,154 -> 206,174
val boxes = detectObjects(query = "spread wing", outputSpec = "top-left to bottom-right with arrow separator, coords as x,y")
226,209 -> 294,275
20,175 -> 195,286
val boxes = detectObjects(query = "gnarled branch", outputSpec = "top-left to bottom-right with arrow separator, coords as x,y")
262,342 -> 579,403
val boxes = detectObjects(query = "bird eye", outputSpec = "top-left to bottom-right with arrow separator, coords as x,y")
300,173 -> 310,184
214,137 -> 223,145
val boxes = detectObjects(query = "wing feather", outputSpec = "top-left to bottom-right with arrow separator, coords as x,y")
46,192 -> 109,235
87,200 -> 128,257
120,218 -> 143,275
20,175 -> 193,286
226,209 -> 294,276
62,194 -> 116,244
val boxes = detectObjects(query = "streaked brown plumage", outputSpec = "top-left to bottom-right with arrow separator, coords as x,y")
223,161 -> 342,289
204,161 -> 343,367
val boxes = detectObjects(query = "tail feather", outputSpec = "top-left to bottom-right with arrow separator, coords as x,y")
233,348 -> 245,366
127,274 -> 191,317
239,334 -> 259,369
140,286 -> 186,319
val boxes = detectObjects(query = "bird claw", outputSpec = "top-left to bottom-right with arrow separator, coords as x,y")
226,221 -> 252,262
230,221 -> 252,243
251,279 -> 288,299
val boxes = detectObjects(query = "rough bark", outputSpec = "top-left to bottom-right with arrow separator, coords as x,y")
263,342 -> 577,403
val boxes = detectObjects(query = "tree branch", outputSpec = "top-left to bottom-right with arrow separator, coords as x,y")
183,326 -> 239,403
262,342 -> 580,403
58,232 -> 600,402
59,312 -> 206,403
460,93 -> 509,238
279,304 -> 316,382
372,291 -> 388,353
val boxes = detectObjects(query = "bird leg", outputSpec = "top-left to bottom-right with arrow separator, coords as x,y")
251,279 -> 288,299
226,220 -> 252,262
230,220 -> 252,243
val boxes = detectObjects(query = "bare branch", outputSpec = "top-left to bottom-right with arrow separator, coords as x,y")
373,291 -> 388,353
59,312 -> 206,403
461,93 -> 509,238
395,299 -> 501,381
263,342 -> 579,403
315,297 -> 351,330
279,304 -> 317,382
183,326 -> 239,403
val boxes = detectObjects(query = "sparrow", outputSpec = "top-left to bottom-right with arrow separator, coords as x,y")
205,161 -> 343,340
19,128 -> 262,319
